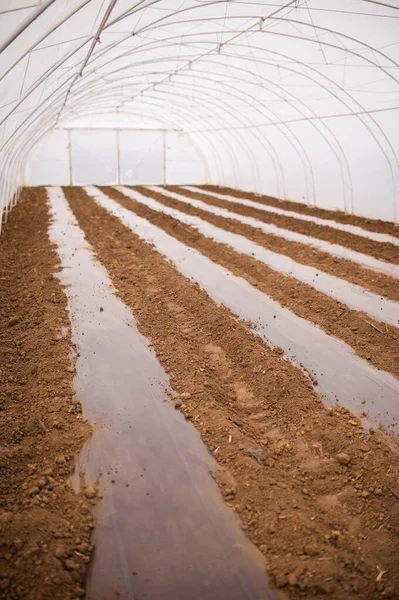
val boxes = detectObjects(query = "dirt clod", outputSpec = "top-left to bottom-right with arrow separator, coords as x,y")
273,571 -> 288,588
54,545 -> 68,559
336,452 -> 351,465
84,486 -> 96,499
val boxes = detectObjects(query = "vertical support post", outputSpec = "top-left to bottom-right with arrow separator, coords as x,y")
162,130 -> 167,186
68,129 -> 73,186
3,165 -> 11,224
0,181 -> 5,236
116,128 -> 121,185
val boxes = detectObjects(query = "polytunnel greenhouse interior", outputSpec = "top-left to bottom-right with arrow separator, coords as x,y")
1,2 -> 399,600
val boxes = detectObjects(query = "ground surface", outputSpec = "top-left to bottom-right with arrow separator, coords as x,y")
202,185 -> 399,238
1,185 -> 399,600
0,189 -> 93,600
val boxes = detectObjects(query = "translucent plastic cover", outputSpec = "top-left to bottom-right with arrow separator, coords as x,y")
0,1 -> 398,222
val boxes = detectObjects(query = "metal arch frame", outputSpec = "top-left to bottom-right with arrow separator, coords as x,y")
85,55 -> 351,207
61,105 -> 217,184
76,12 -> 399,85
64,100 -> 227,180
6,92 -> 222,198
68,14 -> 398,212
0,0 -> 295,136
34,62 -> 314,201
0,54 -> 346,213
133,87 -> 267,194
159,73 -> 316,204
81,0 -> 399,81
58,80 -> 249,188
0,2 -> 289,123
3,2 -> 399,127
0,57 -> 274,198
63,83 -> 259,191
36,53 -> 344,197
57,55 -> 349,207
2,8 -> 396,146
0,0 -> 58,54
0,0 -> 94,84
1,0 -> 399,222
140,76 -> 313,202
17,107 -> 214,194
40,23 -> 399,209
113,36 -> 396,216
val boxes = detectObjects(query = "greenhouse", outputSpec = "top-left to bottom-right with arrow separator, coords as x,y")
0,1 -> 398,599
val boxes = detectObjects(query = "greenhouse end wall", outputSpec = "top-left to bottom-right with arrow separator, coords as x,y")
26,128 -> 207,187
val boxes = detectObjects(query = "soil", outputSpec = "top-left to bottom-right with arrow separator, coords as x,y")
102,186 -> 399,380
0,188 -> 93,600
167,187 -> 398,265
138,186 -> 399,302
64,185 -> 399,600
200,185 -> 399,238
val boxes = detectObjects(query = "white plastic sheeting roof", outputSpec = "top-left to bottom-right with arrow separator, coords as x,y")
1,0 -> 399,223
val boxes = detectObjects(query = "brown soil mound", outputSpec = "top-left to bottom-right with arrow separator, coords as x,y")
0,188 -> 93,600
106,186 -> 399,379
141,186 -> 399,302
200,185 -> 399,238
169,187 -> 399,266
64,186 -> 399,600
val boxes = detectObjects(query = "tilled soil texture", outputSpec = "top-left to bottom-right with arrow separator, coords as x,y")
141,187 -> 399,303
0,188 -> 93,600
103,186 -> 399,380
169,187 -> 398,265
201,185 -> 399,238
65,186 -> 399,600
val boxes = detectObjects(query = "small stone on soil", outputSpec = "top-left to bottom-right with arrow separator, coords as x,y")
54,545 -> 67,559
336,452 -> 351,465
273,571 -> 287,588
84,486 -> 96,499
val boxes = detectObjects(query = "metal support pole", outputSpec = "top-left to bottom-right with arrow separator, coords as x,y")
116,128 -> 121,185
68,129 -> 73,185
162,130 -> 167,185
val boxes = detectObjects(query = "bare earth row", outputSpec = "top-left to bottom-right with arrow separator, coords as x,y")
103,186 -> 399,381
63,186 -> 399,600
200,185 -> 399,238
0,189 -> 93,600
140,187 -> 399,302
167,186 -> 399,265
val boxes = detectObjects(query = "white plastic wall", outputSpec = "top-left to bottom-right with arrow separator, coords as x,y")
25,127 -> 206,187
1,1 -> 399,225
119,130 -> 164,185
26,130 -> 70,186
71,129 -> 118,186
165,131 -> 208,185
